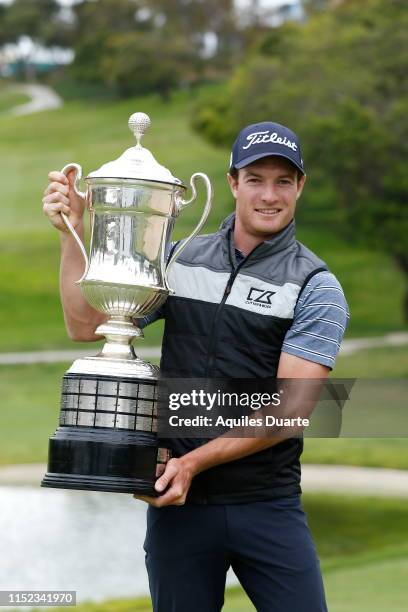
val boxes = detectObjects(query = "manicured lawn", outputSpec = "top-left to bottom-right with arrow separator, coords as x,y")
0,90 -> 406,352
0,84 -> 29,113
23,494 -> 408,612
334,345 -> 408,378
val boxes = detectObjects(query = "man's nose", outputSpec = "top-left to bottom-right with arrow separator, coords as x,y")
261,185 -> 279,204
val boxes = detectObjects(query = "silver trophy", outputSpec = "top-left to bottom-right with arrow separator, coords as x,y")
42,112 -> 213,494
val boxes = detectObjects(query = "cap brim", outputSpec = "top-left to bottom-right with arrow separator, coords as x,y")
232,152 -> 305,175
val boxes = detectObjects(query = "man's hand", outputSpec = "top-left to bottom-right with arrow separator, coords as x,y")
42,169 -> 86,233
135,457 -> 194,507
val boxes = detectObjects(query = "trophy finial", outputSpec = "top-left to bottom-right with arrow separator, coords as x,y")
128,112 -> 151,148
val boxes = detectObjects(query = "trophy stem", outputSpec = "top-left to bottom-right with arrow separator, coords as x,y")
96,316 -> 144,361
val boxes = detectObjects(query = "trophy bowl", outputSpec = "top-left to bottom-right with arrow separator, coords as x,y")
42,112 -> 213,494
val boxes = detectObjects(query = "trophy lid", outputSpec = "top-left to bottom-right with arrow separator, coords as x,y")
87,112 -> 183,186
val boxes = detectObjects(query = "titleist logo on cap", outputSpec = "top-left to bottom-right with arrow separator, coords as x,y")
243,131 -> 298,152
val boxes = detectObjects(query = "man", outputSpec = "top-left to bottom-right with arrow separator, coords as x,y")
43,120 -> 349,611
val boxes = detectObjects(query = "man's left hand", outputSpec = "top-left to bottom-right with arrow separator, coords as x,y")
134,457 -> 194,507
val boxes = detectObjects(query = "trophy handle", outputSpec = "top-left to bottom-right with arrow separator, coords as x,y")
165,172 -> 213,288
60,163 -> 89,284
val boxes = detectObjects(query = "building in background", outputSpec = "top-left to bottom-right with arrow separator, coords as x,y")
0,36 -> 73,78
236,0 -> 304,27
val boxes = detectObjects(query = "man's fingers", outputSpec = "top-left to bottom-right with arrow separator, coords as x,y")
44,181 -> 69,197
43,202 -> 70,231
154,460 -> 179,492
151,489 -> 185,507
48,171 -> 68,184
43,202 -> 70,216
43,191 -> 70,206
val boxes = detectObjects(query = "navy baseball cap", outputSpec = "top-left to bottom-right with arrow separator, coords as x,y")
229,121 -> 305,175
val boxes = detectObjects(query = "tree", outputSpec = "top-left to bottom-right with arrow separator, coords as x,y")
101,31 -> 191,99
142,0 -> 240,67
69,0 -> 242,97
0,0 -> 73,79
193,0 -> 408,318
70,0 -> 145,85
1,0 -> 60,43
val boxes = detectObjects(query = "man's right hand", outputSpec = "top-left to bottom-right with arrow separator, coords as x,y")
42,169 -> 86,233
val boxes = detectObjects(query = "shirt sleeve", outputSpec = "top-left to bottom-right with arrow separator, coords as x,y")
282,271 -> 350,369
139,307 -> 165,329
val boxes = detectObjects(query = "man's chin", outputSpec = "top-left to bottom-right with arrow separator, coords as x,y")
254,219 -> 287,236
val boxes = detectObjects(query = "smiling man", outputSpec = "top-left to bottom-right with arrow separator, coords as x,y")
135,122 -> 349,611
43,120 -> 349,612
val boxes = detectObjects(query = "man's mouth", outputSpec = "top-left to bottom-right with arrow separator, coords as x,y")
255,208 -> 281,216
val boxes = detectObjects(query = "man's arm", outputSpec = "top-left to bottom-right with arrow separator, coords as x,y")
137,354 -> 329,507
137,270 -> 349,507
43,170 -> 107,341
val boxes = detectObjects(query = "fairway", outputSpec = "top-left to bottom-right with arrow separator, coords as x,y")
324,556 -> 408,612
0,90 -> 406,352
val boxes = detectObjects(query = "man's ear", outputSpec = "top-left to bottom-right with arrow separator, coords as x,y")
227,172 -> 238,198
296,174 -> 306,200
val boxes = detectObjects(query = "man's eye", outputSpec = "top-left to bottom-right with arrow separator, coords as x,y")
247,178 -> 259,184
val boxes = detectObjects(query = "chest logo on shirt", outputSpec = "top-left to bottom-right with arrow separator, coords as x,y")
246,287 -> 276,307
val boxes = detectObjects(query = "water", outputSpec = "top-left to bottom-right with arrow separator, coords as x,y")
0,486 -> 149,603
0,486 -> 238,605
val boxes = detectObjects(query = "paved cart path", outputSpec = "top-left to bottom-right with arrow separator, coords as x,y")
1,463 -> 408,497
8,83 -> 62,115
0,332 -> 407,365
0,346 -> 161,365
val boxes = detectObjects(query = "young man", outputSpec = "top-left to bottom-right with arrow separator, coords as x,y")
43,121 -> 349,611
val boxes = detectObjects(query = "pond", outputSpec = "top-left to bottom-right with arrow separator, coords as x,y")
0,486 -> 238,605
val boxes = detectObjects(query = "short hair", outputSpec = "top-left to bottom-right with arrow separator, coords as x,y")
229,167 -> 239,181
229,163 -> 303,182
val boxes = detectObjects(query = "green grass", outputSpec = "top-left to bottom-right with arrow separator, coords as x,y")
23,495 -> 408,612
0,88 -> 406,351
0,85 -> 30,113
303,437 -> 408,469
333,345 -> 408,378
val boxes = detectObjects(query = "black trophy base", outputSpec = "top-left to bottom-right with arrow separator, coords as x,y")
42,426 -> 159,496
42,473 -> 156,495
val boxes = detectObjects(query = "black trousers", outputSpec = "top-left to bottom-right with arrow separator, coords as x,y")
144,495 -> 328,612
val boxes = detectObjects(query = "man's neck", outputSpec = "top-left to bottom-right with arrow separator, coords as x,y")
233,229 -> 264,256
233,215 -> 295,256
233,217 -> 275,255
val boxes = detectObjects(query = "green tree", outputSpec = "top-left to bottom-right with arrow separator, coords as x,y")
69,0 -> 241,97
143,0 -> 240,68
0,0 -> 62,79
1,0 -> 60,42
193,0 -> 408,318
101,31 -> 191,99
70,0 -> 145,85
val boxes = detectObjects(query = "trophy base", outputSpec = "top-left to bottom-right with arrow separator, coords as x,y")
41,473 -> 157,495
42,425 -> 160,496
